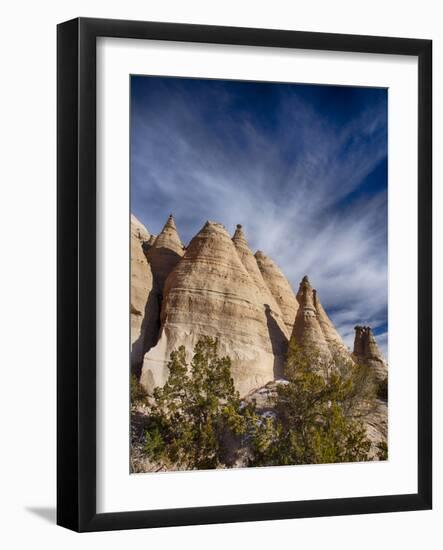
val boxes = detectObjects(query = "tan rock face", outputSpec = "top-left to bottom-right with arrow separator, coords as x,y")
254,250 -> 299,332
141,221 -> 287,396
291,276 -> 333,362
134,215 -> 384,403
147,234 -> 156,246
288,276 -> 355,367
131,213 -> 150,241
146,214 -> 184,294
313,289 -> 350,358
353,326 -> 388,383
232,225 -> 289,339
364,399 -> 388,459
130,215 -> 154,373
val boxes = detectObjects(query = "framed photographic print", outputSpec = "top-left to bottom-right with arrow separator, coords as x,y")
57,17 -> 432,532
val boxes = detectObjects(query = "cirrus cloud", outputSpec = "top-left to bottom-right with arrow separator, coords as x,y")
131,76 -> 388,356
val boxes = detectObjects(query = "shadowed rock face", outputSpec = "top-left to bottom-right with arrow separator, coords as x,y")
232,224 -> 289,340
313,289 -> 350,359
133,213 -> 386,403
140,221 -> 287,396
146,214 -> 184,294
353,326 -> 387,383
291,276 -> 333,362
130,215 -> 154,373
131,214 -> 185,377
254,250 -> 299,333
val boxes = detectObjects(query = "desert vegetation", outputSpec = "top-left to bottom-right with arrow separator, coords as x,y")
131,336 -> 386,472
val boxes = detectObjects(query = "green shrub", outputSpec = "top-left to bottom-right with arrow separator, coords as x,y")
141,337 -> 249,470
131,374 -> 148,404
249,341 -> 373,466
138,338 -> 379,470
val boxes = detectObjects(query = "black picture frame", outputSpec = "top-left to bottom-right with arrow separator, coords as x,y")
57,17 -> 432,532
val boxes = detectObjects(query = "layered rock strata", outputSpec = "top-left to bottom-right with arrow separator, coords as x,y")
353,326 -> 388,383
232,224 -> 289,339
133,213 -> 387,401
291,276 -> 333,364
146,214 -> 184,293
140,221 -> 287,396
313,289 -> 350,359
131,215 -> 185,376
254,250 -> 299,332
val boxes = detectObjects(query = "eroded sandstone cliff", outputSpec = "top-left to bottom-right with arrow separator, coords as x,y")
141,221 -> 288,395
291,276 -> 333,363
232,224 -> 289,340
131,212 -> 388,463
254,250 -> 299,333
130,214 -> 184,376
146,214 -> 184,292
130,215 -> 153,373
353,325 -> 388,383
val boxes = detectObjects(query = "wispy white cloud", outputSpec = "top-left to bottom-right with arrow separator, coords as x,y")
131,79 -> 388,358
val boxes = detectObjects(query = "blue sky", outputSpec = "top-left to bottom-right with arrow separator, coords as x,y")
131,76 -> 388,356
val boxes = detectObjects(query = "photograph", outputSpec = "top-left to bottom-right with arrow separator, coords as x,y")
0,1 -> 435,541
0,0 -> 436,543
129,76 -> 389,473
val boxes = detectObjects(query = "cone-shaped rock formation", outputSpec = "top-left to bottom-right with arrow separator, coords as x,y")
291,276 -> 333,363
254,250 -> 299,332
313,289 -> 350,358
141,221 -> 288,396
232,224 -> 289,339
353,326 -> 387,383
146,214 -> 184,294
133,214 -> 386,400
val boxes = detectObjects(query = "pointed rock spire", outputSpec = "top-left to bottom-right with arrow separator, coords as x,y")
232,225 -> 289,339
312,288 -> 350,358
232,223 -> 248,246
353,325 -> 366,356
146,214 -> 184,293
353,326 -> 387,383
297,275 -> 316,309
165,213 -> 178,230
152,214 -> 182,250
141,220 -> 286,396
254,250 -> 299,332
290,275 -> 332,363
